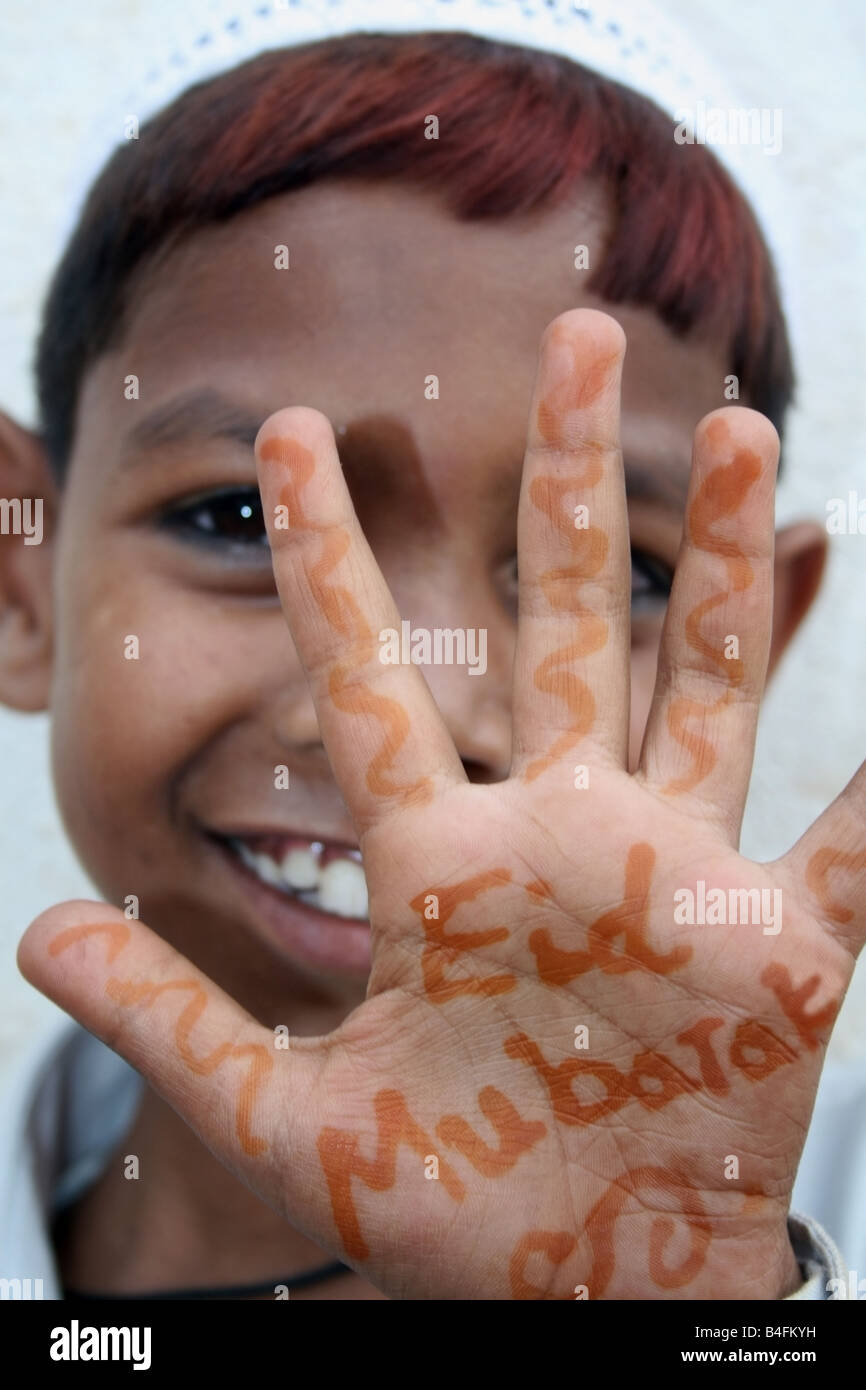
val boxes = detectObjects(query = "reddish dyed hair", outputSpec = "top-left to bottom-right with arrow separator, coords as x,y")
36,29 -> 793,473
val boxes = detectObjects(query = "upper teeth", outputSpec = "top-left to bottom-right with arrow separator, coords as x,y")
282,847 -> 321,890
232,839 -> 368,920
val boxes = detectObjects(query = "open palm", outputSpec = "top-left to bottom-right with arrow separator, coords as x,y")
21,310 -> 864,1300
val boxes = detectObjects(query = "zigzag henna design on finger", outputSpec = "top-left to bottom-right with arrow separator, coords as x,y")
260,434 -> 431,808
523,330 -> 618,783
664,421 -> 763,796
524,467 -> 609,783
536,325 -> 621,442
48,922 -> 273,1156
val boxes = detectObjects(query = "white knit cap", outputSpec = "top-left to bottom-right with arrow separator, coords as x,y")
58,0 -> 801,354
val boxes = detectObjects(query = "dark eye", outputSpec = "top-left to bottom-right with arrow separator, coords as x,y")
630,548 -> 673,612
159,487 -> 268,551
500,548 -> 672,611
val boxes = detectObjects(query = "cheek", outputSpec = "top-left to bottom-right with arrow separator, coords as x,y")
49,565 -> 253,852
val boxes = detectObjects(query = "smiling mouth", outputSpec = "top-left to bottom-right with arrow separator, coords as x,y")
219,833 -> 369,922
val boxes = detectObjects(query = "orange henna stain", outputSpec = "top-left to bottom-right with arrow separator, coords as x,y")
509,1229 -> 576,1300
676,1017 -> 730,1095
410,869 -> 516,1003
627,1050 -> 700,1110
48,922 -> 272,1156
504,1031 -> 629,1125
436,1086 -> 546,1176
536,326 -> 620,445
728,1019 -> 797,1081
317,1089 -> 465,1262
663,694 -> 729,793
506,1010 -> 797,1134
583,1166 -> 712,1296
740,1189 -> 769,1218
525,878 -> 553,901
663,443 -> 762,796
760,964 -> 839,1052
503,1032 -> 696,1127
49,918 -> 130,964
529,842 -> 692,985
260,434 -> 431,809
688,443 -> 761,590
524,349 -> 613,783
805,847 -> 866,926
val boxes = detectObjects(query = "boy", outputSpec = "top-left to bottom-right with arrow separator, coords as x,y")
1,28 -> 861,1299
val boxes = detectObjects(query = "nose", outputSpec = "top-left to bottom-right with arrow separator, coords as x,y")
394,574 -> 514,785
425,655 -> 513,784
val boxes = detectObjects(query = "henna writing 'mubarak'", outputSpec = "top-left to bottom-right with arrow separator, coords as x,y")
410,869 -> 516,1003
505,1008 -> 798,1130
675,1017 -> 730,1095
760,963 -> 839,1051
436,1086 -> 546,1176
528,842 -> 692,984
318,1085 -> 547,1261
48,922 -> 273,1156
318,1089 -> 466,1262
504,1030 -> 698,1126
664,419 -> 762,795
260,434 -> 430,808
729,1018 -> 798,1080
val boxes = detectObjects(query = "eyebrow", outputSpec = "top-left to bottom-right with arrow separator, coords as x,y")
119,387 -> 690,511
120,388 -> 264,463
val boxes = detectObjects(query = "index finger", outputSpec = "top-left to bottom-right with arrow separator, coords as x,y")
256,407 -> 467,837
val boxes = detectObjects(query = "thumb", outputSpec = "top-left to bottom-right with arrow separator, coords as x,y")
17,901 -> 332,1238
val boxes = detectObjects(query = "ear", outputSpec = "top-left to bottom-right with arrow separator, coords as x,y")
0,409 -> 56,710
767,520 -> 828,677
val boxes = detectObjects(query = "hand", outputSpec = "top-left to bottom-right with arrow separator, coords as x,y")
20,309 -> 863,1300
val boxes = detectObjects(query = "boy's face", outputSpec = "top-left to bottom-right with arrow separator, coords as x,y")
6,182 -> 825,1026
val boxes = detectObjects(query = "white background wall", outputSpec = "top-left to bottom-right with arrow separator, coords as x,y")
0,0 -> 864,1062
